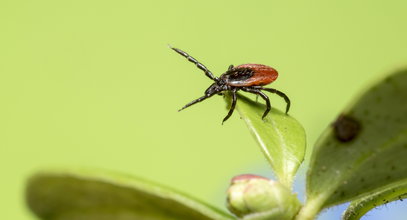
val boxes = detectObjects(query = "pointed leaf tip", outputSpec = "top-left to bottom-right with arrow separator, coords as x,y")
225,93 -> 306,187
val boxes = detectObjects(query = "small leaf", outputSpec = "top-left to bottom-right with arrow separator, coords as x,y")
342,182 -> 407,220
225,93 -> 306,187
300,68 -> 407,218
26,168 -> 234,220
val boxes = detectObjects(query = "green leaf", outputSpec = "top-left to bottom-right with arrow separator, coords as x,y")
26,168 -> 234,220
297,69 -> 407,219
225,93 -> 306,187
342,182 -> 407,220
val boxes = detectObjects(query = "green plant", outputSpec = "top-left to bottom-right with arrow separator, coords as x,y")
25,68 -> 407,220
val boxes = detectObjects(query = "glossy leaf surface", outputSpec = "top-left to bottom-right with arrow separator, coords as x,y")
225,94 -> 306,187
26,169 -> 234,220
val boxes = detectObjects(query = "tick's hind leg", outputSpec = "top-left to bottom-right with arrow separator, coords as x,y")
222,90 -> 237,124
242,88 -> 271,119
257,87 -> 291,114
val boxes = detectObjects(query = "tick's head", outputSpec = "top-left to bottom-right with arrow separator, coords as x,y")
205,83 -> 223,95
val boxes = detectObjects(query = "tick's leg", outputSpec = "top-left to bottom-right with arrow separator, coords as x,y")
256,87 -> 291,114
179,93 -> 215,112
169,46 -> 218,81
228,65 -> 234,71
242,88 -> 271,119
222,90 -> 237,124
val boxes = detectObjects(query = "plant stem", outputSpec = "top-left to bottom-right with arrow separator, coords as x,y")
279,175 -> 293,190
294,196 -> 325,220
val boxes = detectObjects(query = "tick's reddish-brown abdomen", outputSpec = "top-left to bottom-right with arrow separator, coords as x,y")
223,64 -> 278,87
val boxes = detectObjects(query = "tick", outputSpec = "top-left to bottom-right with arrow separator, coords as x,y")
171,46 -> 291,123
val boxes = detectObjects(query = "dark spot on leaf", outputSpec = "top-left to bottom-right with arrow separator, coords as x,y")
391,165 -> 396,170
360,177 -> 365,183
340,191 -> 345,197
332,114 -> 361,142
386,175 -> 392,180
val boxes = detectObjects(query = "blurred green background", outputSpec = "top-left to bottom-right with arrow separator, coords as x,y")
1,0 -> 407,219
